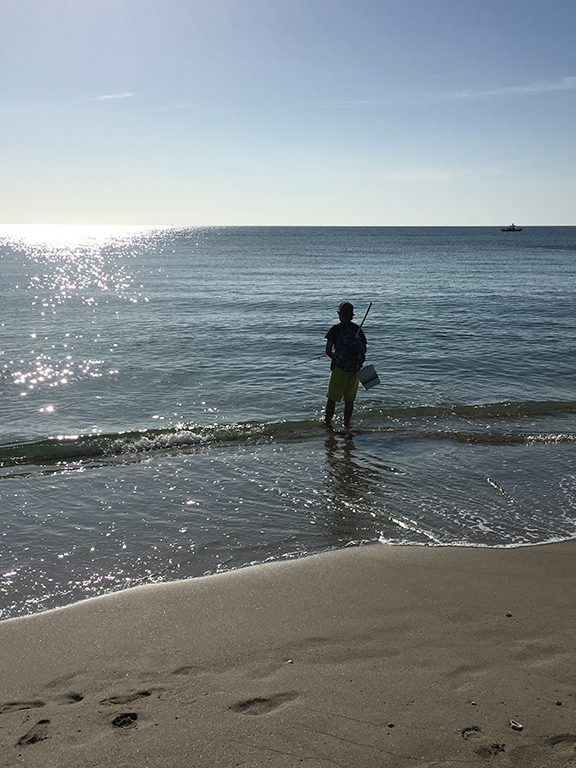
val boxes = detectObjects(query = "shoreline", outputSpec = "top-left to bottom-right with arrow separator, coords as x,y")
1,540 -> 576,766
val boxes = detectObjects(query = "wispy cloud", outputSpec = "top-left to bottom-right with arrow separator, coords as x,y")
318,75 -> 576,109
450,75 -> 576,100
92,92 -> 135,101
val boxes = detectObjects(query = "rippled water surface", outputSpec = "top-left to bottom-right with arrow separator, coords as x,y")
1,226 -> 576,617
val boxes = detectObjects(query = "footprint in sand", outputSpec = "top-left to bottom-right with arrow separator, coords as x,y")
112,712 -> 138,729
57,692 -> 84,704
547,733 -> 576,757
0,700 -> 45,715
462,726 -> 483,740
230,692 -> 298,715
99,690 -> 152,705
16,719 -> 50,746
172,665 -> 203,675
112,712 -> 138,728
475,743 -> 506,759
548,734 -> 576,746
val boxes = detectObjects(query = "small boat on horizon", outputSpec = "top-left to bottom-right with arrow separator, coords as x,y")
501,224 -> 523,231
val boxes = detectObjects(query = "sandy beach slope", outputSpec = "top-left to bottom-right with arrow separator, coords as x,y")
1,541 -> 576,767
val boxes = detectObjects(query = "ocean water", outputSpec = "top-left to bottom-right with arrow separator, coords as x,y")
1,225 -> 576,619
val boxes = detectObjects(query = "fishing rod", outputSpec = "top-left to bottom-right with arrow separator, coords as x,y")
358,301 -> 372,329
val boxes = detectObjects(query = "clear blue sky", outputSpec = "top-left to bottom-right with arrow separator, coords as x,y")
2,0 -> 575,225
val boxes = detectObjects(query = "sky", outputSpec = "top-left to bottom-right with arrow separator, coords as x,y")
1,0 -> 575,225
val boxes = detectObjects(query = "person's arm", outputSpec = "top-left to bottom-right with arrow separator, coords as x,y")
325,339 -> 334,360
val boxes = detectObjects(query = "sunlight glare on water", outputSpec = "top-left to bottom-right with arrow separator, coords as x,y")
0,226 -> 162,415
0,224 -> 161,246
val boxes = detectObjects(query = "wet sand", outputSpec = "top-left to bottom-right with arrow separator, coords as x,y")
1,541 -> 576,767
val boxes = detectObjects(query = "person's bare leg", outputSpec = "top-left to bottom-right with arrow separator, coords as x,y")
343,400 -> 354,428
325,399 -> 336,426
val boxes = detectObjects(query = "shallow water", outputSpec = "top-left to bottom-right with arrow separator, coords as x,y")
1,225 -> 576,618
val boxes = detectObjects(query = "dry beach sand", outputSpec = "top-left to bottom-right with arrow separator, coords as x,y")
1,541 -> 576,767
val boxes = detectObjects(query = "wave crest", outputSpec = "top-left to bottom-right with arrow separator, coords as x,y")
2,398 -> 576,471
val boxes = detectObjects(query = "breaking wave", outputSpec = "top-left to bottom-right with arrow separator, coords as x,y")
1,398 -> 576,471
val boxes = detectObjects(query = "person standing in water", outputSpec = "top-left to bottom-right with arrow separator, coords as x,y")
324,301 -> 367,428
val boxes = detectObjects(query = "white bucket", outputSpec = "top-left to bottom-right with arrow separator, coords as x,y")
357,364 -> 380,390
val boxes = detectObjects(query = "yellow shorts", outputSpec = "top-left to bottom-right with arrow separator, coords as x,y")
326,367 -> 360,403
